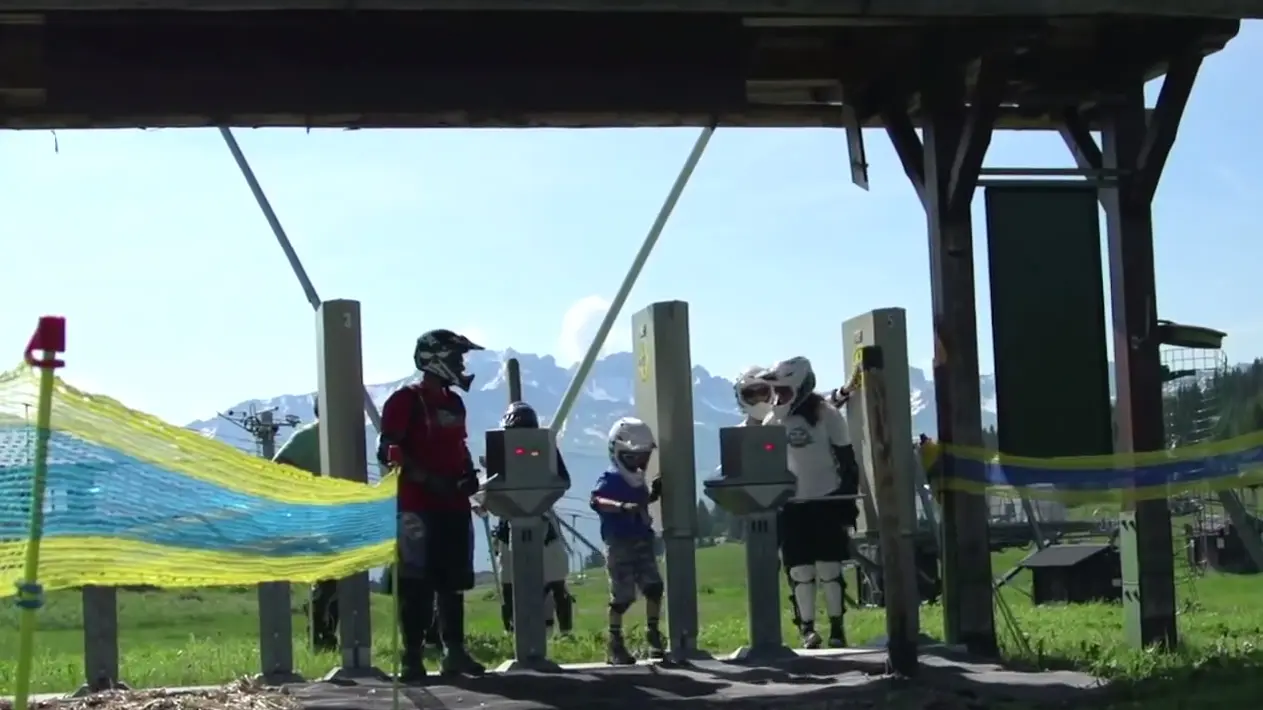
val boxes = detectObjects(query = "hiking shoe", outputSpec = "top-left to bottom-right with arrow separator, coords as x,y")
399,652 -> 427,684
827,617 -> 847,648
801,629 -> 823,650
439,647 -> 486,677
645,628 -> 667,660
606,634 -> 637,665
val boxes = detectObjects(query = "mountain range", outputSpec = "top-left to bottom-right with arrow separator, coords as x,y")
185,349 -> 1005,567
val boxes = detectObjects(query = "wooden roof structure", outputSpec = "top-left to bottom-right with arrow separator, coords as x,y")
0,4 -> 1249,129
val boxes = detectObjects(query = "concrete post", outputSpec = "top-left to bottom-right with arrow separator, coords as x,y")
256,410 -> 302,684
315,300 -> 386,681
75,586 -> 125,696
631,301 -> 707,661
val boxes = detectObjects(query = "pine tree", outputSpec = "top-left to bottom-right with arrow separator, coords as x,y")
710,503 -> 730,539
695,499 -> 714,541
727,512 -> 745,542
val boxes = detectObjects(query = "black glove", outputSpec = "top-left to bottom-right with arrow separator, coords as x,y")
405,467 -> 463,495
649,477 -> 663,502
828,484 -> 859,526
827,388 -> 853,408
456,469 -> 481,497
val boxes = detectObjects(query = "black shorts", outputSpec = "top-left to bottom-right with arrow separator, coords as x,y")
397,509 -> 475,591
778,499 -> 851,568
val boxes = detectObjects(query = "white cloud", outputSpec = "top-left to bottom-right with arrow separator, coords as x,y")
557,295 -> 633,366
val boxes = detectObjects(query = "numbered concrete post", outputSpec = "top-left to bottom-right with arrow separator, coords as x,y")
316,300 -> 385,682
480,427 -> 569,672
703,426 -> 796,662
632,301 -> 705,661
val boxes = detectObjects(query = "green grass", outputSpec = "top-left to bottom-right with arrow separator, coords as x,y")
2,544 -> 1261,709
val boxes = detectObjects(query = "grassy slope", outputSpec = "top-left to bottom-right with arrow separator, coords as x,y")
1,544 -> 1260,708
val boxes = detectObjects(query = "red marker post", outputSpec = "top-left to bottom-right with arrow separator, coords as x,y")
13,316 -> 67,710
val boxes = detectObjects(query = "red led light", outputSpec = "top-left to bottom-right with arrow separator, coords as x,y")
514,447 -> 526,455
764,443 -> 776,451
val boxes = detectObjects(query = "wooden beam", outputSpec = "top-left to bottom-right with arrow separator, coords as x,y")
843,103 -> 870,190
3,0 -> 1259,18
1133,51 -> 1202,202
946,55 -> 1007,215
881,97 -> 927,205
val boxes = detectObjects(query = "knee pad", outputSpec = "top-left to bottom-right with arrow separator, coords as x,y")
787,564 -> 817,624
642,582 -> 664,603
788,564 -> 816,584
608,599 -> 632,615
816,561 -> 846,618
815,561 -> 843,583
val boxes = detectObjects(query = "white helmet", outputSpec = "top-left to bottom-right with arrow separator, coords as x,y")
607,417 -> 657,488
734,365 -> 773,423
763,356 -> 817,418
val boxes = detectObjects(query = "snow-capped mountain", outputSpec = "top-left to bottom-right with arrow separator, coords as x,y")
184,349 -> 1001,566
186,348 -> 997,467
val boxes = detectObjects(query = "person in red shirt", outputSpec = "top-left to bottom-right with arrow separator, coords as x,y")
377,329 -> 486,681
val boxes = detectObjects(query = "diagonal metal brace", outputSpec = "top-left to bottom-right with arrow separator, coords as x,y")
219,127 -> 383,432
1058,106 -> 1104,173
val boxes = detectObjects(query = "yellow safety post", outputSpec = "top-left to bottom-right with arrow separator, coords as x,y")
13,316 -> 67,710
386,445 -> 403,710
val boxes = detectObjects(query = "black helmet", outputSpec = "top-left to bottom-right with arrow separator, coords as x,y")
501,401 -> 540,429
414,329 -> 485,391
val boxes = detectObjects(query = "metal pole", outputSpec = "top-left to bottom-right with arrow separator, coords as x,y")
555,516 -> 604,560
507,358 -> 523,402
258,410 -> 277,460
255,411 -> 301,684
218,127 -> 383,433
548,126 -> 714,432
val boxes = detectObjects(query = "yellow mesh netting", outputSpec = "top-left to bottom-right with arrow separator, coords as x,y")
0,366 -> 395,594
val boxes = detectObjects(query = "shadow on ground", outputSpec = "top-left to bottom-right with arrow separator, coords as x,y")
284,650 -> 1113,710
1015,646 -> 1263,708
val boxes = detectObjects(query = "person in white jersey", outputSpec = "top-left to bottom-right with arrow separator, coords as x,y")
494,509 -> 574,636
760,356 -> 860,649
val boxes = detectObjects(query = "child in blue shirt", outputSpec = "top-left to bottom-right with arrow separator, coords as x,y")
590,417 -> 664,665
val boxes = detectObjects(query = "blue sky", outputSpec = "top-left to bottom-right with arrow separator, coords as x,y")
3,23 -> 1260,425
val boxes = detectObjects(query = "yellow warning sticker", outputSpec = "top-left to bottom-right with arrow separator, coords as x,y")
636,337 -> 652,383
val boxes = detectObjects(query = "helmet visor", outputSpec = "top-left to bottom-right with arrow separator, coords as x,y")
616,450 -> 653,473
767,384 -> 798,406
738,382 -> 772,407
772,385 -> 796,406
